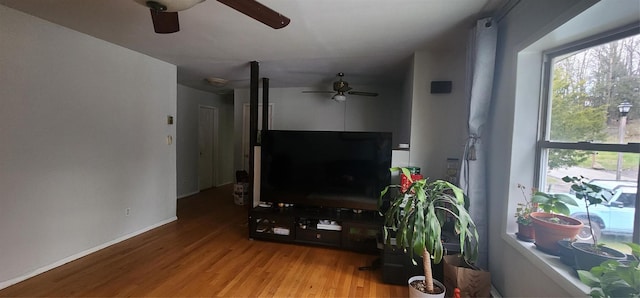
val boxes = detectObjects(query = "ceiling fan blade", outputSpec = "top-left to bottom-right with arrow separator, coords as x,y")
348,91 -> 379,97
150,10 -> 179,33
217,0 -> 290,29
302,91 -> 335,94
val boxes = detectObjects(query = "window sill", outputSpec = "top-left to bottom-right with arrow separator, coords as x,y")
502,233 -> 591,297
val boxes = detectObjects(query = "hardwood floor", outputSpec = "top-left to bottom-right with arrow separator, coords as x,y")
0,185 -> 406,297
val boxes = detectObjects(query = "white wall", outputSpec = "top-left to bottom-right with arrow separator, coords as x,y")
233,86 -> 402,171
0,5 -> 177,288
176,85 -> 234,197
408,49 -> 468,179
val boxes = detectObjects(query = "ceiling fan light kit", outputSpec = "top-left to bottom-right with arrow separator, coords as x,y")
135,0 -> 290,34
303,72 -> 379,102
332,93 -> 347,102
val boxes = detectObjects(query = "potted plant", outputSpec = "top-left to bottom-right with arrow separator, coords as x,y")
530,186 -> 583,255
563,176 -> 627,270
514,184 -> 537,242
578,242 -> 640,298
380,167 -> 479,297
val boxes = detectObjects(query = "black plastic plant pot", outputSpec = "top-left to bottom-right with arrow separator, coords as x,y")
557,240 -> 574,266
571,242 -> 627,271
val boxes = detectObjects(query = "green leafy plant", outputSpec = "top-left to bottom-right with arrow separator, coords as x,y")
515,184 -> 537,226
562,175 -> 611,245
578,242 -> 640,298
379,167 -> 479,294
531,187 -> 578,216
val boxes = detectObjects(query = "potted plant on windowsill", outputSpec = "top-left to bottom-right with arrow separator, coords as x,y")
514,184 -> 537,242
380,167 -> 479,298
563,176 -> 627,271
530,187 -> 583,255
578,242 -> 640,298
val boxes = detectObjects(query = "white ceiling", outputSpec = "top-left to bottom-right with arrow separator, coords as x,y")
0,0 -> 507,94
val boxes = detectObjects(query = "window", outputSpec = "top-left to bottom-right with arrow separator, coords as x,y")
537,25 -> 640,251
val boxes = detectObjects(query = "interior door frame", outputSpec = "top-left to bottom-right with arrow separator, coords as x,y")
198,105 -> 219,189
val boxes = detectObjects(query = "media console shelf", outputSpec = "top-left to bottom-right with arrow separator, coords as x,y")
249,206 -> 383,254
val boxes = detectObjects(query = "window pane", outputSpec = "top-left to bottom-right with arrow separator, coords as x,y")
541,149 -> 638,253
547,34 -> 640,144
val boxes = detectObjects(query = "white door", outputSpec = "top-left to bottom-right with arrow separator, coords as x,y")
242,103 -> 272,171
199,106 -> 217,190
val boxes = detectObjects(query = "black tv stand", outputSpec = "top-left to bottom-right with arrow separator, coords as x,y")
248,205 -> 383,254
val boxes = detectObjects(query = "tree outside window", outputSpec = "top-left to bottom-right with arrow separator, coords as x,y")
539,29 -> 640,250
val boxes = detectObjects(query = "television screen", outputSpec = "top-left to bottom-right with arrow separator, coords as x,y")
260,130 -> 392,211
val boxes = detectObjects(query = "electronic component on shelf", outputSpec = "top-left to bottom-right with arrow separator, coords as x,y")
317,219 -> 342,231
249,206 -> 382,254
255,218 -> 270,233
273,227 -> 290,235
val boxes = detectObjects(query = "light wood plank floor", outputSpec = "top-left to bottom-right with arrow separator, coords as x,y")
0,184 -> 406,297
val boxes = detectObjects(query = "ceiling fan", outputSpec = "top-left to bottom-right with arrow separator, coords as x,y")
134,0 -> 290,34
303,73 -> 379,102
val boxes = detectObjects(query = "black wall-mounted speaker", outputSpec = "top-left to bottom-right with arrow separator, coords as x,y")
431,81 -> 452,94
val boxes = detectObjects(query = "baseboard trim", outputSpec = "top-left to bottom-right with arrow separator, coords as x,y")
177,190 -> 199,199
217,181 -> 233,187
0,216 -> 178,290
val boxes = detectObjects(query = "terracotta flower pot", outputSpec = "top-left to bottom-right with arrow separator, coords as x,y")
530,212 -> 583,255
517,222 -> 535,242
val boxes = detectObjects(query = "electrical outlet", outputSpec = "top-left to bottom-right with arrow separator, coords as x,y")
125,208 -> 131,216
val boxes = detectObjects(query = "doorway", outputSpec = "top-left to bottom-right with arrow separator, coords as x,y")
198,106 -> 219,190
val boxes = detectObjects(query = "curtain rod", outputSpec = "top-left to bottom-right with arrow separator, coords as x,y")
495,0 -> 521,23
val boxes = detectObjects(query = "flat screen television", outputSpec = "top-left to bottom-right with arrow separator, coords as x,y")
260,130 -> 392,211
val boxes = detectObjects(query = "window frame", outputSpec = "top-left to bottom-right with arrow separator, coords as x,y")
535,23 -> 640,244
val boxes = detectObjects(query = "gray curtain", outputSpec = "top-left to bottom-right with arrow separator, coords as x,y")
459,17 -> 497,269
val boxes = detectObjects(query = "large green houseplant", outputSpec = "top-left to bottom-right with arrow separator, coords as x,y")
380,167 -> 479,296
